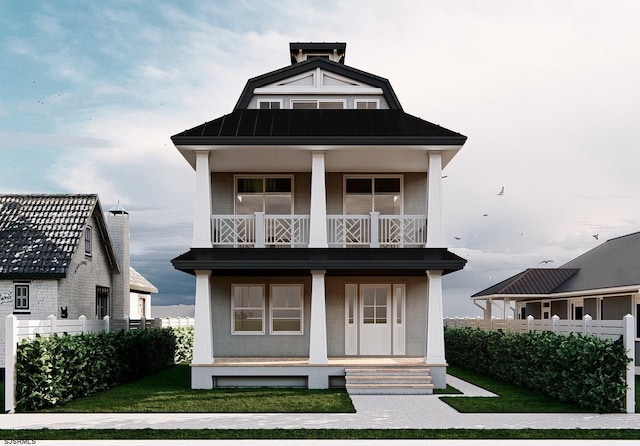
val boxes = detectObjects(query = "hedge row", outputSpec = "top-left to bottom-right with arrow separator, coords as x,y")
15,326 -> 194,411
444,327 -> 630,413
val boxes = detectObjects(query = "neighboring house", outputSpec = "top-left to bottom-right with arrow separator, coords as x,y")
171,42 -> 467,392
471,231 -> 640,360
0,194 -> 157,367
129,266 -> 157,319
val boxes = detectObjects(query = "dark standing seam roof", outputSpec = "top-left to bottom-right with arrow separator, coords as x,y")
0,194 -> 115,278
172,110 -> 467,146
233,57 -> 403,110
471,268 -> 580,297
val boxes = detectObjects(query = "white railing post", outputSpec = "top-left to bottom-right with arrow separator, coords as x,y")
125,317 -> 130,332
507,315 -> 514,331
623,314 -> 635,413
140,316 -> 146,330
255,212 -> 265,248
370,212 -> 379,248
103,315 -> 110,333
5,314 -> 18,413
583,314 -> 592,336
48,314 -> 57,336
527,315 -> 534,332
79,315 -> 87,334
476,316 -> 482,329
551,314 -> 560,333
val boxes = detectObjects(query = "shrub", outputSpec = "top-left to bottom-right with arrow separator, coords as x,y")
15,326 -> 193,411
444,327 -> 630,413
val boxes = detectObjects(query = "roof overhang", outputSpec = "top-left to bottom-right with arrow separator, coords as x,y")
472,284 -> 640,302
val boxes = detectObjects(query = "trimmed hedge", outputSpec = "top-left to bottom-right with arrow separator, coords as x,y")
15,326 -> 193,411
444,327 -> 630,413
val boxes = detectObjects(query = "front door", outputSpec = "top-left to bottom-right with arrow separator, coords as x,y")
359,285 -> 391,355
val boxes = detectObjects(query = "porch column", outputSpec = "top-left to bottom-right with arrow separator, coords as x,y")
309,270 -> 328,364
309,151 -> 328,248
426,151 -> 444,248
192,151 -> 212,248
192,270 -> 214,365
426,270 -> 446,387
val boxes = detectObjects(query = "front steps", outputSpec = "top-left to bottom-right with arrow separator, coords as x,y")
345,367 -> 434,395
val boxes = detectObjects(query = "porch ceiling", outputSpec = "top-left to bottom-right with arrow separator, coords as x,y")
171,247 -> 466,276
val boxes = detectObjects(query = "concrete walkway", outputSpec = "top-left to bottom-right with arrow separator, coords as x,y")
0,375 -> 639,431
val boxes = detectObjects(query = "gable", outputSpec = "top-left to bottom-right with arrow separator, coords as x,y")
257,68 -> 372,91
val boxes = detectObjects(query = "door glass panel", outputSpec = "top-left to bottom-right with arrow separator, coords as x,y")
363,306 -> 375,323
363,288 -> 375,306
376,306 -> 387,324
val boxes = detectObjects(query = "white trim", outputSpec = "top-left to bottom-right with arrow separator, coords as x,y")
344,284 -> 358,355
392,284 -> 406,355
231,284 -> 265,335
14,283 -> 29,311
269,284 -> 304,335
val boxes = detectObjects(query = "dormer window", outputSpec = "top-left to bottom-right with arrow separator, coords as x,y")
291,99 -> 345,109
355,100 -> 379,110
258,100 -> 282,109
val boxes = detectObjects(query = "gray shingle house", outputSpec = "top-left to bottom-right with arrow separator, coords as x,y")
0,194 -> 157,367
171,42 -> 468,393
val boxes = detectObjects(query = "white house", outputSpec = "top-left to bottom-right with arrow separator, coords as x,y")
171,42 -> 467,393
0,194 -> 157,368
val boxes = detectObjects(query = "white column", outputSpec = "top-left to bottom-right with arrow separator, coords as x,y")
426,151 -> 444,248
309,151 -> 328,248
309,270 -> 328,364
425,270 -> 446,364
5,315 -> 17,413
192,270 -> 214,364
192,151 -> 212,248
623,314 -> 635,413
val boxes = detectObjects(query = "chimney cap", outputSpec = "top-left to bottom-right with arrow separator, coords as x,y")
109,201 -> 128,215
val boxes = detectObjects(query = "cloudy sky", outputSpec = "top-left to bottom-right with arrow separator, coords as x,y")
2,1 -> 639,317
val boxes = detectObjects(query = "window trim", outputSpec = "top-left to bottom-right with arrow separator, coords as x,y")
234,175 -> 294,215
231,284 -> 266,335
343,174 -> 404,215
14,283 -> 29,311
354,99 -> 380,109
84,226 -> 92,256
269,284 -> 304,335
96,285 -> 110,318
290,99 -> 347,109
257,99 -> 283,109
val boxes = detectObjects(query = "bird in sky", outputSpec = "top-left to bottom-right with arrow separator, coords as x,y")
540,260 -> 554,264
453,236 -> 461,240
497,186 -> 504,196
593,234 -> 599,240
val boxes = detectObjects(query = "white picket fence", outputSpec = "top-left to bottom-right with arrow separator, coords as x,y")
444,314 -> 636,414
4,314 -> 194,413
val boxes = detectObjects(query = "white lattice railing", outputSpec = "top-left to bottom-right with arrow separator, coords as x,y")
327,213 -> 426,247
212,215 -> 256,246
212,214 -> 309,247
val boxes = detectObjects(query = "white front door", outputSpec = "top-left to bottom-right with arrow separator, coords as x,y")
359,285 -> 391,355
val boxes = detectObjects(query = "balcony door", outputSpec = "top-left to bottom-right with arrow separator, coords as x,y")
344,176 -> 402,215
235,176 -> 293,215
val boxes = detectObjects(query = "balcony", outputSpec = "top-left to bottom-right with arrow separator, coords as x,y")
211,213 -> 427,248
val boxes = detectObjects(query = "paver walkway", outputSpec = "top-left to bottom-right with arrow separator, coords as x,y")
1,375 -> 639,431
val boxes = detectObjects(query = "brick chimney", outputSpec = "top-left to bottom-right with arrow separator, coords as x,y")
107,202 -> 130,319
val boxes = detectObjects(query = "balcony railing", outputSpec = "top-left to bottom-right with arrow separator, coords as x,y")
211,213 -> 426,248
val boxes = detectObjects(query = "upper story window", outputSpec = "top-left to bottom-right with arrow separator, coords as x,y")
14,283 -> 29,311
344,176 -> 402,215
355,100 -> 379,109
84,226 -> 92,256
258,100 -> 282,109
291,99 -> 345,109
236,176 -> 293,215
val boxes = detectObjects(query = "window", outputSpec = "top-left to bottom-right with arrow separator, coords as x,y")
14,284 -> 29,311
291,99 -> 345,109
96,286 -> 109,318
362,285 -> 388,324
232,285 -> 265,334
270,285 -> 303,334
84,226 -> 92,256
355,100 -> 379,109
258,100 -> 281,109
236,176 -> 293,215
344,176 -> 402,215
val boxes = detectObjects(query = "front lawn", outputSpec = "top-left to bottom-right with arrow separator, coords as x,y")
35,364 -> 354,413
440,365 -> 592,413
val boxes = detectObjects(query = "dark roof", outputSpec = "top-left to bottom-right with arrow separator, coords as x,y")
172,109 -> 467,146
472,268 -> 579,297
473,231 -> 640,298
289,42 -> 346,64
172,247 -> 467,277
234,57 -> 402,110
0,194 -> 117,278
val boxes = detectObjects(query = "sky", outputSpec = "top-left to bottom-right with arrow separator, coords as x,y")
1,0 -> 639,317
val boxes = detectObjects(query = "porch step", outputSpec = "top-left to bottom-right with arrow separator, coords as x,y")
344,367 -> 434,395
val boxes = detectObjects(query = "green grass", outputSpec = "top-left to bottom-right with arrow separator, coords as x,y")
440,365 -> 592,413
35,364 -> 354,413
433,384 -> 462,395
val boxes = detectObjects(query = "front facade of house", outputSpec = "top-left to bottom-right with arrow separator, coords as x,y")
172,42 -> 467,391
472,231 -> 640,362
0,194 -> 157,367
